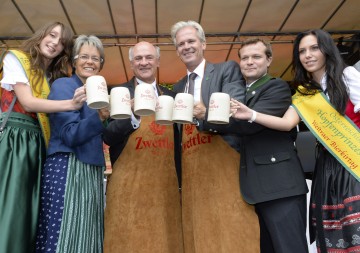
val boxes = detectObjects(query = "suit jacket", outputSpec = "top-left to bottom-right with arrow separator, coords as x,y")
173,60 -> 246,152
209,77 -> 308,204
173,60 -> 245,115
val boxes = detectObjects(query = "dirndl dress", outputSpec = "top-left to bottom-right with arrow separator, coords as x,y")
310,103 -> 360,252
35,152 -> 104,253
0,111 -> 45,253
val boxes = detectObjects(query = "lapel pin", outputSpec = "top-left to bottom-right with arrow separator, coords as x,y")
252,91 -> 256,95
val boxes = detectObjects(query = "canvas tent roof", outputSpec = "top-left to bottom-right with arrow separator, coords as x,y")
1,0 -> 359,86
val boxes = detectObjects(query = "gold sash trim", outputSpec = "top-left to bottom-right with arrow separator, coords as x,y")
292,87 -> 360,180
9,50 -> 51,147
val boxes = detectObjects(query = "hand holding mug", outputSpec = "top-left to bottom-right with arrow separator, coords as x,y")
193,102 -> 206,120
98,107 -> 110,122
72,86 -> 86,110
230,98 -> 253,120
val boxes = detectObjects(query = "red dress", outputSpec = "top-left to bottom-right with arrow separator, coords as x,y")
1,88 -> 36,118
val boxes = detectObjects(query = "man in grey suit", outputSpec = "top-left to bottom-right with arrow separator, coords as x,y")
170,20 -> 260,253
225,38 -> 309,253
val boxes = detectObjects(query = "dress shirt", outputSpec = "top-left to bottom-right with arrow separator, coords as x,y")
186,59 -> 205,103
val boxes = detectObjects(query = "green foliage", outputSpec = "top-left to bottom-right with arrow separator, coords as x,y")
159,83 -> 174,91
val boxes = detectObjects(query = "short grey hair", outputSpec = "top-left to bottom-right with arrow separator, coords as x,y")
128,43 -> 160,61
170,20 -> 206,47
73,35 -> 105,69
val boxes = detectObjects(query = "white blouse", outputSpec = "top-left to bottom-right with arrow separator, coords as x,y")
320,66 -> 360,113
1,53 -> 30,91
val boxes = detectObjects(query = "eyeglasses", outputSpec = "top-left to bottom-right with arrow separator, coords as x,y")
74,54 -> 103,63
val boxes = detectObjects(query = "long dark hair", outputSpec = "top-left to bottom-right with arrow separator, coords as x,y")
21,21 -> 73,93
292,29 -> 349,114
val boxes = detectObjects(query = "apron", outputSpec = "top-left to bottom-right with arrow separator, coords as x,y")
104,116 -> 183,253
181,124 -> 260,253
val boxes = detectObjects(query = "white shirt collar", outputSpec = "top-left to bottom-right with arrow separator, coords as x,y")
187,59 -> 206,79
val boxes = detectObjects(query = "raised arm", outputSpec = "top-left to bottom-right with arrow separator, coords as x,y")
231,98 -> 300,131
13,83 -> 86,113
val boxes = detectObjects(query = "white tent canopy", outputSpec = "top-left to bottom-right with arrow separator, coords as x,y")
1,0 -> 359,86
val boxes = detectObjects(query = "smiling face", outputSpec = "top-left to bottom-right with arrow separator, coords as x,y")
239,41 -> 272,84
175,26 -> 206,72
130,41 -> 159,83
298,34 -> 326,83
39,25 -> 64,62
74,44 -> 101,83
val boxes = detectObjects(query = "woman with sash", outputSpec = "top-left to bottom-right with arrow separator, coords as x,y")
0,22 -> 85,253
231,29 -> 360,252
35,35 -> 107,253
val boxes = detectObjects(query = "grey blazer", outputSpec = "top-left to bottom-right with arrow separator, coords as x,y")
172,60 -> 246,186
173,60 -> 245,109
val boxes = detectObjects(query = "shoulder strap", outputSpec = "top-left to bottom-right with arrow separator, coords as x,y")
0,96 -> 17,133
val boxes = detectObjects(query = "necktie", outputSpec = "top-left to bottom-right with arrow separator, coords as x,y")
188,72 -> 199,126
188,72 -> 197,95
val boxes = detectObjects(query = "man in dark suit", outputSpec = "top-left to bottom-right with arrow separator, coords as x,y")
170,20 -> 260,253
225,38 -> 309,253
102,41 -> 183,253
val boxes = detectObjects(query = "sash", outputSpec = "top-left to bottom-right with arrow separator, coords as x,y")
292,87 -> 360,181
9,50 -> 51,147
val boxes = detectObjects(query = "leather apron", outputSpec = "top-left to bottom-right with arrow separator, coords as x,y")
181,124 -> 260,253
104,116 -> 183,253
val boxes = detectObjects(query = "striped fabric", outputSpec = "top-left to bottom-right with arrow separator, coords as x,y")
56,153 -> 104,253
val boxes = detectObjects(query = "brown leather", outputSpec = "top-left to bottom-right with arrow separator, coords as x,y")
181,124 -> 260,253
104,116 -> 183,253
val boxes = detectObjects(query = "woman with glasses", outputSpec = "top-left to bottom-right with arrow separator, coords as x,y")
35,35 -> 108,253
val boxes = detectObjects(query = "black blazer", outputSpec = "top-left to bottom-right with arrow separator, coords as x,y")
211,78 -> 308,204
